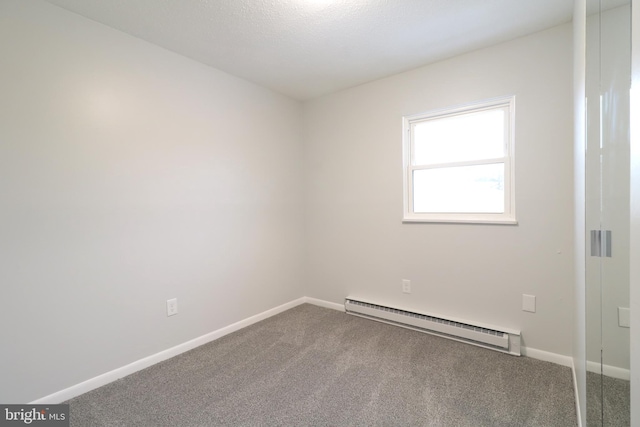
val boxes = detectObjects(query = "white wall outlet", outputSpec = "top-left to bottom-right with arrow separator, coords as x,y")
402,279 -> 411,294
618,307 -> 630,328
167,298 -> 178,316
522,294 -> 536,313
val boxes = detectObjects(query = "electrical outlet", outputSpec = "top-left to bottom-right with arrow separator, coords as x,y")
522,294 -> 536,313
619,307 -> 630,328
402,279 -> 411,294
167,298 -> 178,316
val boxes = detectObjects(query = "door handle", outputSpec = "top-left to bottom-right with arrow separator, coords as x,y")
590,230 -> 612,257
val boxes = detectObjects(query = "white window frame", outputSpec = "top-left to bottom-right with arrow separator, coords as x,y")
402,96 -> 517,224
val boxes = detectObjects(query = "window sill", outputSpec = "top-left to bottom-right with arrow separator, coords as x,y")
402,216 -> 518,225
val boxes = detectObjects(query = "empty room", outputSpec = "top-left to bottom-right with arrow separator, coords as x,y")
0,0 -> 637,426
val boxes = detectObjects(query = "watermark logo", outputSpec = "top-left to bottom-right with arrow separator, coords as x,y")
0,405 -> 68,426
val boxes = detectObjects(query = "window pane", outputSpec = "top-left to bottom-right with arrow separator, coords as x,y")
413,163 -> 504,213
413,108 -> 505,165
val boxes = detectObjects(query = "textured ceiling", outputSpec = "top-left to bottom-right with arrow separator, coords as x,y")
43,0 -> 575,100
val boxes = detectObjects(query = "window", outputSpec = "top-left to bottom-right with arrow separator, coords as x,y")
402,96 -> 516,224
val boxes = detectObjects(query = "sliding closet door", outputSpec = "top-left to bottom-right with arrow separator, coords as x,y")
585,0 -> 631,425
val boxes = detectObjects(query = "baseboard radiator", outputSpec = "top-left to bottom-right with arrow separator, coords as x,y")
345,298 -> 521,356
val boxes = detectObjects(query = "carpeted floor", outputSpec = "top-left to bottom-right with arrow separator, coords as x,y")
586,371 -> 630,426
66,304 -> 577,426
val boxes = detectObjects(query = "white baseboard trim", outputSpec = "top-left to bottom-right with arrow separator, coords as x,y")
31,296 -> 586,406
519,346 -> 582,426
521,346 -> 573,368
572,358 -> 583,427
303,297 -> 344,312
586,360 -> 630,380
31,297 -> 308,404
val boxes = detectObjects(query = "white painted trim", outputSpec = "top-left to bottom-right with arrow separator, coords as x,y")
402,95 -> 517,225
521,346 -> 573,367
30,297 -> 307,404
523,348 -> 629,382
30,296 -> 586,407
631,2 -> 640,424
572,358 -> 583,427
303,297 -> 344,312
586,360 -> 631,381
402,217 -> 518,225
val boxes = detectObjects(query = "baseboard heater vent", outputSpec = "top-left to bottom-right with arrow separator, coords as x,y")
345,298 -> 521,356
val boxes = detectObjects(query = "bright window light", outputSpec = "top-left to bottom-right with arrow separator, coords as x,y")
413,163 -> 504,213
402,96 -> 516,224
413,109 -> 505,165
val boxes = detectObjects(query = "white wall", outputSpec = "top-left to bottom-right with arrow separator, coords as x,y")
0,0 -> 587,406
303,24 -> 574,356
0,0 -> 304,403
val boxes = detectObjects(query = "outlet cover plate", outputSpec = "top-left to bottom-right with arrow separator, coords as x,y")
522,294 -> 536,313
167,298 -> 178,316
402,279 -> 411,294
618,307 -> 630,328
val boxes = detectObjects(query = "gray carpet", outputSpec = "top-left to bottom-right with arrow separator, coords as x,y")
586,371 -> 630,426
66,304 -> 577,426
